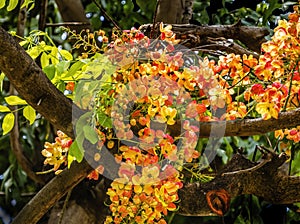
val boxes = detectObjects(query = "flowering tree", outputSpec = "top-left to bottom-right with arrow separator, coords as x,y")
0,0 -> 300,223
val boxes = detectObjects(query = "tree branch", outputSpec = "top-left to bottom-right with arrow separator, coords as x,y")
140,23 -> 269,53
193,37 -> 260,58
178,152 -> 300,216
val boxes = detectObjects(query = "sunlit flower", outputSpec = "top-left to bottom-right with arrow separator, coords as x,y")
158,106 -> 177,125
256,101 -> 279,119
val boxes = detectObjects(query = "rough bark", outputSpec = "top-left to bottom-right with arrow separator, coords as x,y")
156,0 -> 185,24
182,0 -> 194,23
140,23 -> 269,53
178,152 -> 300,216
0,27 -> 299,224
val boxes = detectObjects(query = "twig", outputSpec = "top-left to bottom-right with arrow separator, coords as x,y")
45,22 -> 90,27
58,189 -> 73,224
92,0 -> 121,30
221,158 -> 271,176
151,0 -> 161,38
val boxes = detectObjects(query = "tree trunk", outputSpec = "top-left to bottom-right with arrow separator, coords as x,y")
54,0 -> 90,31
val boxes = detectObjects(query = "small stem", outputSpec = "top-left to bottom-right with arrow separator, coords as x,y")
168,212 -> 176,224
36,168 -> 54,175
282,64 -> 297,111
92,0 -> 121,30
58,188 -> 73,224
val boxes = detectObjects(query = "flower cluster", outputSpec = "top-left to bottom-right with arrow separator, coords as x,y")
275,126 -> 300,143
41,130 -> 72,174
105,164 -> 182,224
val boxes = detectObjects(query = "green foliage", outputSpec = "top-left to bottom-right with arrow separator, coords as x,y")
193,0 -> 297,29
0,0 -> 34,11
2,113 -> 14,135
85,0 -> 156,30
23,106 -> 36,125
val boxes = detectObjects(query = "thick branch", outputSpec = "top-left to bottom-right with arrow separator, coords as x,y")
140,23 -> 269,53
199,108 -> 300,137
178,153 -> 300,216
166,108 -> 300,138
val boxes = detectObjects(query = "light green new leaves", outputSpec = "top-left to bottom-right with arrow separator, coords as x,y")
0,0 -> 5,9
5,96 -> 27,105
20,0 -> 34,10
7,0 -> 18,11
0,0 -> 35,12
83,125 -> 98,144
2,113 -> 15,135
0,106 -> 10,112
23,105 -> 36,125
1,96 -> 37,135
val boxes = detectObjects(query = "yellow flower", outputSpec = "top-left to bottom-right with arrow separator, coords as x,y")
256,101 -> 279,120
159,106 -> 177,125
175,69 -> 195,91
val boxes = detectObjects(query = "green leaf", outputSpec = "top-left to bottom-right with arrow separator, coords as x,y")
56,60 -> 70,76
75,112 -> 93,136
2,113 -> 15,135
23,105 -> 36,125
21,0 -> 34,10
0,72 -> 5,91
68,138 -> 84,163
56,81 -> 66,92
96,111 -> 112,128
5,96 -> 27,105
83,125 -> 98,144
59,49 -> 73,61
0,0 -> 5,9
7,0 -> 18,11
67,154 -> 75,168
0,106 -> 10,113
43,64 -> 56,80
40,52 -> 49,68
64,61 -> 84,78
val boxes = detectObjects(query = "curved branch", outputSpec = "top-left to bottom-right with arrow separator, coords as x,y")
140,23 -> 269,53
178,153 -> 300,216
